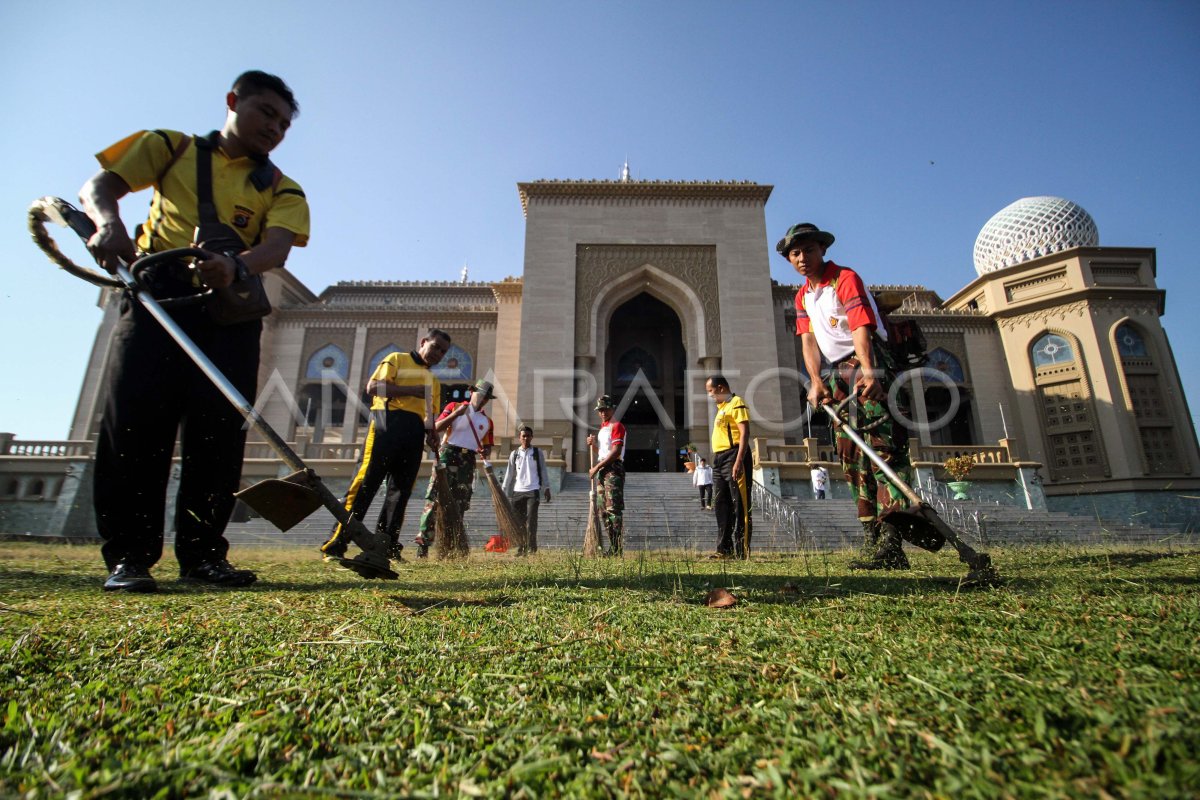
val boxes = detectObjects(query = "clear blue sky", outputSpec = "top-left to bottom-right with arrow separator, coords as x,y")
1,0 -> 1197,439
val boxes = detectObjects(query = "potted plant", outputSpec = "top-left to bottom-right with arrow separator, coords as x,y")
683,443 -> 698,472
942,455 -> 976,500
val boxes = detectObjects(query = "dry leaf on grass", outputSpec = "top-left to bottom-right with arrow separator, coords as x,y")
705,588 -> 737,608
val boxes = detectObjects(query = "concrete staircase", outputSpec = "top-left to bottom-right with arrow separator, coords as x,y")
779,496 -> 1189,549
221,471 -> 799,554
219,471 -> 1192,553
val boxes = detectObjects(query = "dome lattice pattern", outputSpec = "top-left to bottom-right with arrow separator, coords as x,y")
973,196 -> 1098,275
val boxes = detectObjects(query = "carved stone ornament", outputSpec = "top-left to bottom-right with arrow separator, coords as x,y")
574,244 -> 720,355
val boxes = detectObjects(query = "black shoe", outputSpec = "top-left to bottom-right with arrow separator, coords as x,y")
848,549 -> 911,571
180,559 -> 257,587
103,562 -> 157,593
387,541 -> 405,561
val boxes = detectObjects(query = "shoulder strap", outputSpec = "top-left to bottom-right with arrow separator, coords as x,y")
151,130 -> 192,189
193,131 -> 220,225
142,131 -> 192,252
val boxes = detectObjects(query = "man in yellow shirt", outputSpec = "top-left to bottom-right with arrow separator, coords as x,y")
79,71 -> 310,592
706,375 -> 752,558
321,331 -> 450,561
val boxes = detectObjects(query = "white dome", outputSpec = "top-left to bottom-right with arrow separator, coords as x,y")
973,196 -> 1098,275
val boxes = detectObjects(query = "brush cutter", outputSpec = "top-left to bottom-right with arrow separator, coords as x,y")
28,196 -> 398,580
821,398 -> 1001,586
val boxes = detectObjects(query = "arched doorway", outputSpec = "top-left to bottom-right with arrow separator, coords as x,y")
607,293 -> 686,472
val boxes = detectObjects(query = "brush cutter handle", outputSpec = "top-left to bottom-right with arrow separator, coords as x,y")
29,196 -> 212,307
821,402 -> 923,507
823,393 -> 887,432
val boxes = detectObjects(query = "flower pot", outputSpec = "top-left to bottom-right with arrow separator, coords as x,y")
946,480 -> 972,500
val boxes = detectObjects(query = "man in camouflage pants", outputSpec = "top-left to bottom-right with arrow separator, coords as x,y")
587,394 -> 626,556
415,380 -> 494,557
781,222 -> 913,569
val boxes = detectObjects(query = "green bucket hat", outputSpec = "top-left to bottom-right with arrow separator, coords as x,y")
594,394 -> 617,410
775,222 -> 835,258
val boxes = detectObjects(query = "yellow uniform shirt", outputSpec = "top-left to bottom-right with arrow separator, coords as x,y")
369,352 -> 441,418
96,129 -> 310,253
710,394 -> 750,453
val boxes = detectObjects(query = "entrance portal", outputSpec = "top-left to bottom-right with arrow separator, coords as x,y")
608,293 -> 685,472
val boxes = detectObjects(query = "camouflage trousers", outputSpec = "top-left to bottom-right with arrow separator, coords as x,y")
828,347 -> 912,526
418,446 -> 475,540
594,461 -> 625,554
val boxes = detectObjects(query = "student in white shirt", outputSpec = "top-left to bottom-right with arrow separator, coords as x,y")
502,426 -> 551,554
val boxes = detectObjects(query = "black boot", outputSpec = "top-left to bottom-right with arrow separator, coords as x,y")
849,522 -> 910,570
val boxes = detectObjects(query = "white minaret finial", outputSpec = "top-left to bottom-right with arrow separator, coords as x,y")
620,160 -> 631,182
460,264 -> 469,284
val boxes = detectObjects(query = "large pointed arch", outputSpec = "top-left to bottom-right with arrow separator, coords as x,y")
583,263 -> 712,365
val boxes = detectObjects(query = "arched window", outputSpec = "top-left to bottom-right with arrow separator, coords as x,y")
27,479 -> 44,498
305,344 -> 349,380
1115,322 -> 1179,474
1115,324 -> 1148,359
432,344 -> 473,382
3,479 -> 18,497
1030,331 -> 1108,480
926,347 -> 965,384
1031,333 -> 1075,367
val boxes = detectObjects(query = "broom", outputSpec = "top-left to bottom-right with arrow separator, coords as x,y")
583,442 -> 601,557
426,394 -> 467,561
431,443 -> 468,560
467,414 -> 529,552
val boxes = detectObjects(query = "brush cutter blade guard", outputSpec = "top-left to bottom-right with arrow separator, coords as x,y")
882,506 -> 947,552
235,470 -> 324,532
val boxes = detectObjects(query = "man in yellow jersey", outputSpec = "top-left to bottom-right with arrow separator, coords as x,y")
80,71 -> 309,592
321,330 -> 451,561
706,375 -> 752,558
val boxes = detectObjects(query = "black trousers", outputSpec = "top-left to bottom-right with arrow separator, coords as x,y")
94,296 -> 261,571
330,409 -> 426,547
510,490 -> 542,553
698,484 -> 713,508
712,447 -> 753,557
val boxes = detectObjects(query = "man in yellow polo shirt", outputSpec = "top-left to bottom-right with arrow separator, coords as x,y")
706,375 -> 752,558
79,71 -> 310,592
321,331 -> 449,561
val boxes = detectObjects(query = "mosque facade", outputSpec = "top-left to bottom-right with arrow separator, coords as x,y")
4,181 -> 1198,533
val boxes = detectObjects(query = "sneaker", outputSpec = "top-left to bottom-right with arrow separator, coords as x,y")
180,559 -> 257,587
103,562 -> 157,593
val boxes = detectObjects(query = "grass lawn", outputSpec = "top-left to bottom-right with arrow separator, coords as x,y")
2,541 -> 1198,798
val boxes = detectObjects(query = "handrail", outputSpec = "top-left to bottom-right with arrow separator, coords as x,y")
751,480 -> 811,550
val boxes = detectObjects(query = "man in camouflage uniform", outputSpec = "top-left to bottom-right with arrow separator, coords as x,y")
781,222 -> 913,569
415,379 -> 494,557
587,394 -> 626,556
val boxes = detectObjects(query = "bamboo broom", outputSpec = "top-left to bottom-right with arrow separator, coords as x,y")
427,393 -> 467,561
583,442 -> 601,557
431,443 -> 467,560
466,411 -> 528,552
